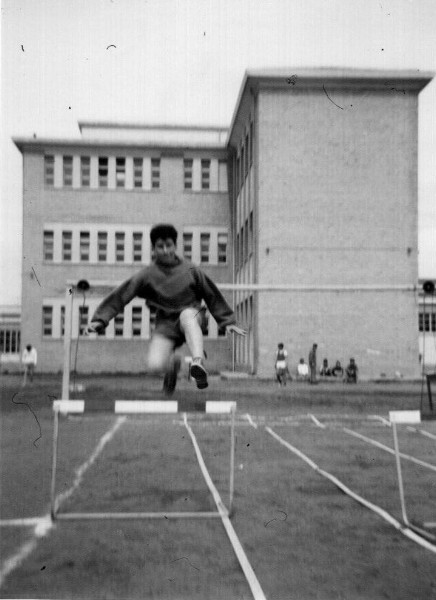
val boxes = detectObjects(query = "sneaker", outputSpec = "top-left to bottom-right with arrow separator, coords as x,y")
190,358 -> 208,390
163,355 -> 181,397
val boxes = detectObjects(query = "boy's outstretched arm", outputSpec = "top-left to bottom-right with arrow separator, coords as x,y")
85,272 -> 145,334
226,324 -> 246,336
193,268 -> 246,336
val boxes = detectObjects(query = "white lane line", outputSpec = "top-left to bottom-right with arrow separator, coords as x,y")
0,416 -> 126,588
0,517 -> 46,527
266,427 -> 436,555
343,428 -> 436,473
54,416 -> 126,510
308,414 -> 326,429
184,414 -> 267,600
245,414 -> 258,429
420,429 -> 436,441
368,415 -> 391,427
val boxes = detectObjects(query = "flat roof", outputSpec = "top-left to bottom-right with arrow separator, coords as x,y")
227,67 -> 434,147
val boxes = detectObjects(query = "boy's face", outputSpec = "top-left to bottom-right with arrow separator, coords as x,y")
153,237 -> 177,264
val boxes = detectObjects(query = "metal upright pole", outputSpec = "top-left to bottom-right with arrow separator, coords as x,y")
229,404 -> 236,515
50,408 -> 60,520
62,286 -> 73,400
392,422 -> 409,526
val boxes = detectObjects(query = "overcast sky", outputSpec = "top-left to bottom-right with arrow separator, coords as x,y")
1,0 -> 435,305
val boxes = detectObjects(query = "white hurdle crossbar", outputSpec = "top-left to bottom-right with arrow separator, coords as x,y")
51,400 -> 237,521
389,410 -> 436,542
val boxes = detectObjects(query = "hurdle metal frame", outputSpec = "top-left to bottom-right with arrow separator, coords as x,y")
50,400 -> 236,521
389,410 -> 436,542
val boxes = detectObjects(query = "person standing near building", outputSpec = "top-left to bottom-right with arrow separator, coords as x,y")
21,344 -> 37,385
274,343 -> 288,386
308,343 -> 318,384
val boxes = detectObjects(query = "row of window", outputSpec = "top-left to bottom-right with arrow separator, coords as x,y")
419,312 -> 436,332
235,211 -> 254,269
235,121 -> 254,194
0,328 -> 20,354
42,302 -> 225,340
44,155 -> 228,192
42,226 -> 228,265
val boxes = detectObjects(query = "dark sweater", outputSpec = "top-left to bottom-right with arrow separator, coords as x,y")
91,257 -> 236,329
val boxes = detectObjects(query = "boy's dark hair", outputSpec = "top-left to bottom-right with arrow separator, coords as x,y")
278,343 -> 284,349
150,224 -> 178,246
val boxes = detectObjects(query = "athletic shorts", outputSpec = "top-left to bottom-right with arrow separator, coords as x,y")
154,308 -> 207,348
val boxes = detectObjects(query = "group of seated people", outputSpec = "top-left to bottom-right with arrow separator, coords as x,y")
319,358 -> 358,382
296,357 -> 358,382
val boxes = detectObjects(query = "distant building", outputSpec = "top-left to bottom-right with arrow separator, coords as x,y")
14,124 -> 232,373
14,69 -> 433,378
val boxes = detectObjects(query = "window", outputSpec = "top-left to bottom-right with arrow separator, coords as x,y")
249,211 -> 253,255
132,306 -> 142,337
115,232 -> 125,262
217,233 -> 228,264
151,158 -> 160,189
98,157 -> 108,187
149,306 -> 157,332
80,231 -> 90,261
62,231 -> 72,261
43,231 -> 54,261
133,232 -> 143,263
236,155 -> 240,193
201,159 -> 210,190
114,311 -> 124,337
98,232 -> 108,262
249,121 -> 254,166
241,146 -> 245,183
200,233 -> 210,263
183,233 -> 193,260
42,306 -> 53,336
81,156 -> 90,187
133,158 -> 143,188
0,329 -> 20,353
60,306 -> 65,337
63,155 -> 73,187
184,159 -> 193,189
116,157 -> 126,188
419,312 -> 436,332
44,155 -> 54,187
78,306 -> 89,335
245,134 -> 249,176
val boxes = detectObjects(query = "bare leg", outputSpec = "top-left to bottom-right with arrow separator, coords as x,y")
179,308 -> 204,359
179,308 -> 208,389
146,334 -> 175,373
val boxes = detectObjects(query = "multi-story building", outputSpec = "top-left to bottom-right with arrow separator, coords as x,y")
14,124 -> 233,373
14,69 -> 433,378
226,69 -> 432,379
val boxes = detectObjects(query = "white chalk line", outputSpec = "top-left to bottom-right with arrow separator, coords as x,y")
368,415 -> 391,427
266,427 -> 436,555
184,414 -> 267,600
245,413 -> 258,429
308,414 -> 326,429
0,416 -> 126,589
343,428 -> 436,473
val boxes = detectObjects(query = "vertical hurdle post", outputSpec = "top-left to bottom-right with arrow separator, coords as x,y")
62,285 -> 74,400
50,407 -> 60,520
229,403 -> 236,514
392,421 -> 410,526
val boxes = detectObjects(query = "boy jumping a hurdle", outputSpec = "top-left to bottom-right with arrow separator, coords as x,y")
87,224 -> 246,394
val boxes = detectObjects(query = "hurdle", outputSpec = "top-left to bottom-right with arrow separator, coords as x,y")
50,399 -> 236,521
389,410 -> 436,542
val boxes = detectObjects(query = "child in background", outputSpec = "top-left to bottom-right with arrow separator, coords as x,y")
87,224 -> 246,394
